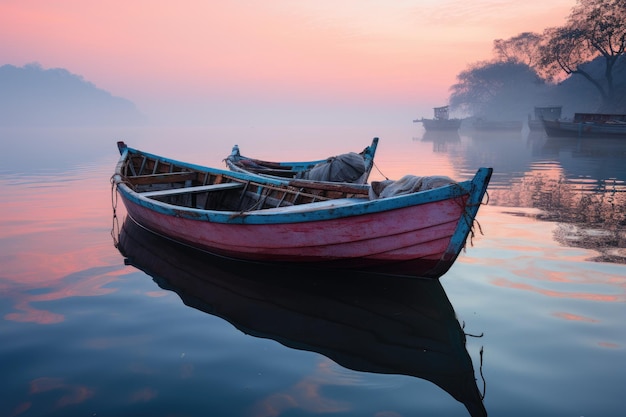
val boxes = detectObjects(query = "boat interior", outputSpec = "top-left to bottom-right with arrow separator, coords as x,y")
231,158 -> 317,178
117,149 -> 370,212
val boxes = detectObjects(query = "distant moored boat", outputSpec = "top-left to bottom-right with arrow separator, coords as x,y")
543,113 -> 626,138
414,106 -> 462,131
528,106 -> 562,131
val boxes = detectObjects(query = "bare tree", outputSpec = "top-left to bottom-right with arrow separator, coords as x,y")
539,0 -> 626,110
493,32 -> 543,68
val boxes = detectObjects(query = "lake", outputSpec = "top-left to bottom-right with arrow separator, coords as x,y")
1,124 -> 625,417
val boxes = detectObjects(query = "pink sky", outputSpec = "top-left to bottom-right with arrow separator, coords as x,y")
0,0 -> 574,124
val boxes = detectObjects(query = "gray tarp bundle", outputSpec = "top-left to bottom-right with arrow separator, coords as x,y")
296,152 -> 456,200
297,152 -> 366,183
369,175 -> 455,199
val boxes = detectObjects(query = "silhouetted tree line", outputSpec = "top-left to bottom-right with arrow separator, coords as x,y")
450,0 -> 626,119
0,63 -> 145,127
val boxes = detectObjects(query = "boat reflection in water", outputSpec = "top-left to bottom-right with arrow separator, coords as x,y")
420,130 -> 462,152
116,216 -> 487,417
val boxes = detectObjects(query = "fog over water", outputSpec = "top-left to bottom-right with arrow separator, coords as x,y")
1,121 -> 625,416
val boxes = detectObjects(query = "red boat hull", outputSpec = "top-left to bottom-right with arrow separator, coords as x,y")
121,194 -> 468,277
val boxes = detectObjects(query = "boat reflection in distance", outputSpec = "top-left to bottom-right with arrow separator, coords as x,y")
115,216 -> 487,417
420,130 -> 462,153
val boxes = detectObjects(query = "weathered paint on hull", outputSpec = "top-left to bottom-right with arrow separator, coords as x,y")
121,194 -> 468,276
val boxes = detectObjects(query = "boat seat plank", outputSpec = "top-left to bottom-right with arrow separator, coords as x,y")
245,167 -> 296,176
288,179 -> 370,195
258,197 -> 367,213
129,171 -> 198,185
141,182 -> 245,198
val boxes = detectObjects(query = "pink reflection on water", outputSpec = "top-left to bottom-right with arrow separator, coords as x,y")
129,387 -> 158,403
491,277 -> 620,302
249,359 -> 351,417
4,269 -> 125,324
552,312 -> 599,323
464,205 -> 626,298
8,402 -> 31,417
29,377 -> 94,407
598,341 -> 620,349
1,174 -> 128,324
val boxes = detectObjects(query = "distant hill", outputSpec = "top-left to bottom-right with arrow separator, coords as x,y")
0,63 -> 146,127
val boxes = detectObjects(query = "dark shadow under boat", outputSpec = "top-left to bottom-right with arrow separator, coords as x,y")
115,216 -> 488,417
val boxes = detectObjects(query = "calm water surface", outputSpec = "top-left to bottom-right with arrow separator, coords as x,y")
1,125 -> 625,417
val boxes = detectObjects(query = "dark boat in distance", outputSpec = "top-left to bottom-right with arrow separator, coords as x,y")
528,106 -> 562,131
116,217 -> 488,417
225,137 -> 378,184
414,106 -> 463,131
543,113 -> 626,138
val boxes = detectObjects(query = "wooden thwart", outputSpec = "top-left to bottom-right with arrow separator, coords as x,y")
141,182 -> 245,198
129,171 -> 198,185
288,179 -> 370,195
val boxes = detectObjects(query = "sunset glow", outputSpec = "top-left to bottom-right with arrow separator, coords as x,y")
0,0 -> 574,123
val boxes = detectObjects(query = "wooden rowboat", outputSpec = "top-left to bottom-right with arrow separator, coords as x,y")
413,106 -> 462,132
112,141 -> 492,278
543,113 -> 626,138
527,105 -> 562,131
115,217 -> 488,417
225,137 -> 378,184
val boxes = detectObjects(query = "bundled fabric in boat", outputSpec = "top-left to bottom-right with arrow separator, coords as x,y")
296,152 -> 366,183
369,175 -> 456,199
